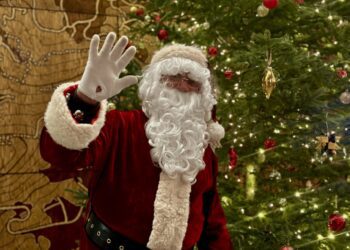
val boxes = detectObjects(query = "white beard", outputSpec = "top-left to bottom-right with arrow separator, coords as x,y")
138,57 -> 216,184
145,86 -> 209,183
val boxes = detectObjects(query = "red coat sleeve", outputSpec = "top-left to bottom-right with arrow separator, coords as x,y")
39,82 -> 115,181
197,151 -> 233,250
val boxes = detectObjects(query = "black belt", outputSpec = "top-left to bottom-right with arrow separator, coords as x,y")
85,209 -> 149,250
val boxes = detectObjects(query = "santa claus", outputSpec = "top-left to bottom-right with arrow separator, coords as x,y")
40,32 -> 233,250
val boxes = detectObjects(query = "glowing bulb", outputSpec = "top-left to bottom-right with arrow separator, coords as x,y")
257,211 -> 266,218
295,192 -> 301,197
328,233 -> 335,240
317,234 -> 324,240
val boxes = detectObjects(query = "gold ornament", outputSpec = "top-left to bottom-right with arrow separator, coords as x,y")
246,164 -> 256,200
262,50 -> 277,99
130,6 -> 137,13
257,5 -> 269,17
316,133 -> 341,156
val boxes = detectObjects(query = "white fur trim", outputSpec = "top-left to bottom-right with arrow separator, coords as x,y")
44,82 -> 107,150
208,121 -> 225,150
147,172 -> 191,250
151,44 -> 207,68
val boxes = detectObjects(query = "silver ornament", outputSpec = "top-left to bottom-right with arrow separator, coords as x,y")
306,180 -> 313,188
257,5 -> 269,17
339,90 -> 350,104
269,169 -> 281,180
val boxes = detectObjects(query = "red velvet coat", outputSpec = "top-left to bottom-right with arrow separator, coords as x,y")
40,86 -> 233,250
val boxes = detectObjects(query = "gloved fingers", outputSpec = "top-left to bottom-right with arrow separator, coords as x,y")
115,75 -> 138,92
110,36 -> 129,62
99,32 -> 116,56
115,46 -> 136,74
88,34 -> 100,61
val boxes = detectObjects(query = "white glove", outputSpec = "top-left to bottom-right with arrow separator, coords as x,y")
78,32 -> 138,102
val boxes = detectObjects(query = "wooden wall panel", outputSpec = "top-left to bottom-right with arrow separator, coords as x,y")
0,1 -> 144,249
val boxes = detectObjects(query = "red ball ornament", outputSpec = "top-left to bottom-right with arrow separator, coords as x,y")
328,213 -> 346,232
264,138 -> 277,149
224,69 -> 234,80
135,8 -> 144,16
337,69 -> 348,79
208,46 -> 218,57
154,15 -> 161,23
228,148 -> 238,170
295,0 -> 304,4
280,246 -> 294,250
157,29 -> 168,41
263,0 -> 279,9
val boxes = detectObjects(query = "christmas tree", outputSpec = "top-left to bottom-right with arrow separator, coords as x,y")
117,0 -> 350,249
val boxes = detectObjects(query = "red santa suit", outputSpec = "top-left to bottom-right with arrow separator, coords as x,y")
40,44 -> 233,250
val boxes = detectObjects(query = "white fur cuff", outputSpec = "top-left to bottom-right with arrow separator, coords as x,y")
44,82 -> 107,150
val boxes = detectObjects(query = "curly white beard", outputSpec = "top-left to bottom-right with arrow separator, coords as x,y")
139,58 -> 216,183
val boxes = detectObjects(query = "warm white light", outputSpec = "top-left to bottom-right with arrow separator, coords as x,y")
317,234 -> 324,240
295,192 -> 301,197
257,211 -> 266,218
328,233 -> 335,240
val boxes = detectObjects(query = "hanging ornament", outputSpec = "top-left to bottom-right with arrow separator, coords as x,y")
221,196 -> 233,207
264,138 -> 277,149
135,8 -> 144,16
154,14 -> 161,23
130,6 -> 137,13
280,246 -> 294,250
144,15 -> 151,21
208,46 -> 218,57
306,180 -> 313,188
295,0 -> 304,4
269,169 -> 281,180
157,29 -> 169,40
328,213 -> 346,232
228,148 -> 238,171
224,69 -> 234,80
340,89 -> 350,104
263,0 -> 279,9
262,50 -> 277,99
316,132 -> 341,156
202,21 -> 210,30
257,5 -> 269,17
246,164 -> 256,200
337,69 -> 348,79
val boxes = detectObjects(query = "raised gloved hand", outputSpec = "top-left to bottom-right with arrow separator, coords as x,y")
78,32 -> 137,102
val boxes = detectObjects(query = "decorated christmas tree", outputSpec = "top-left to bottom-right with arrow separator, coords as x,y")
111,0 -> 350,249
